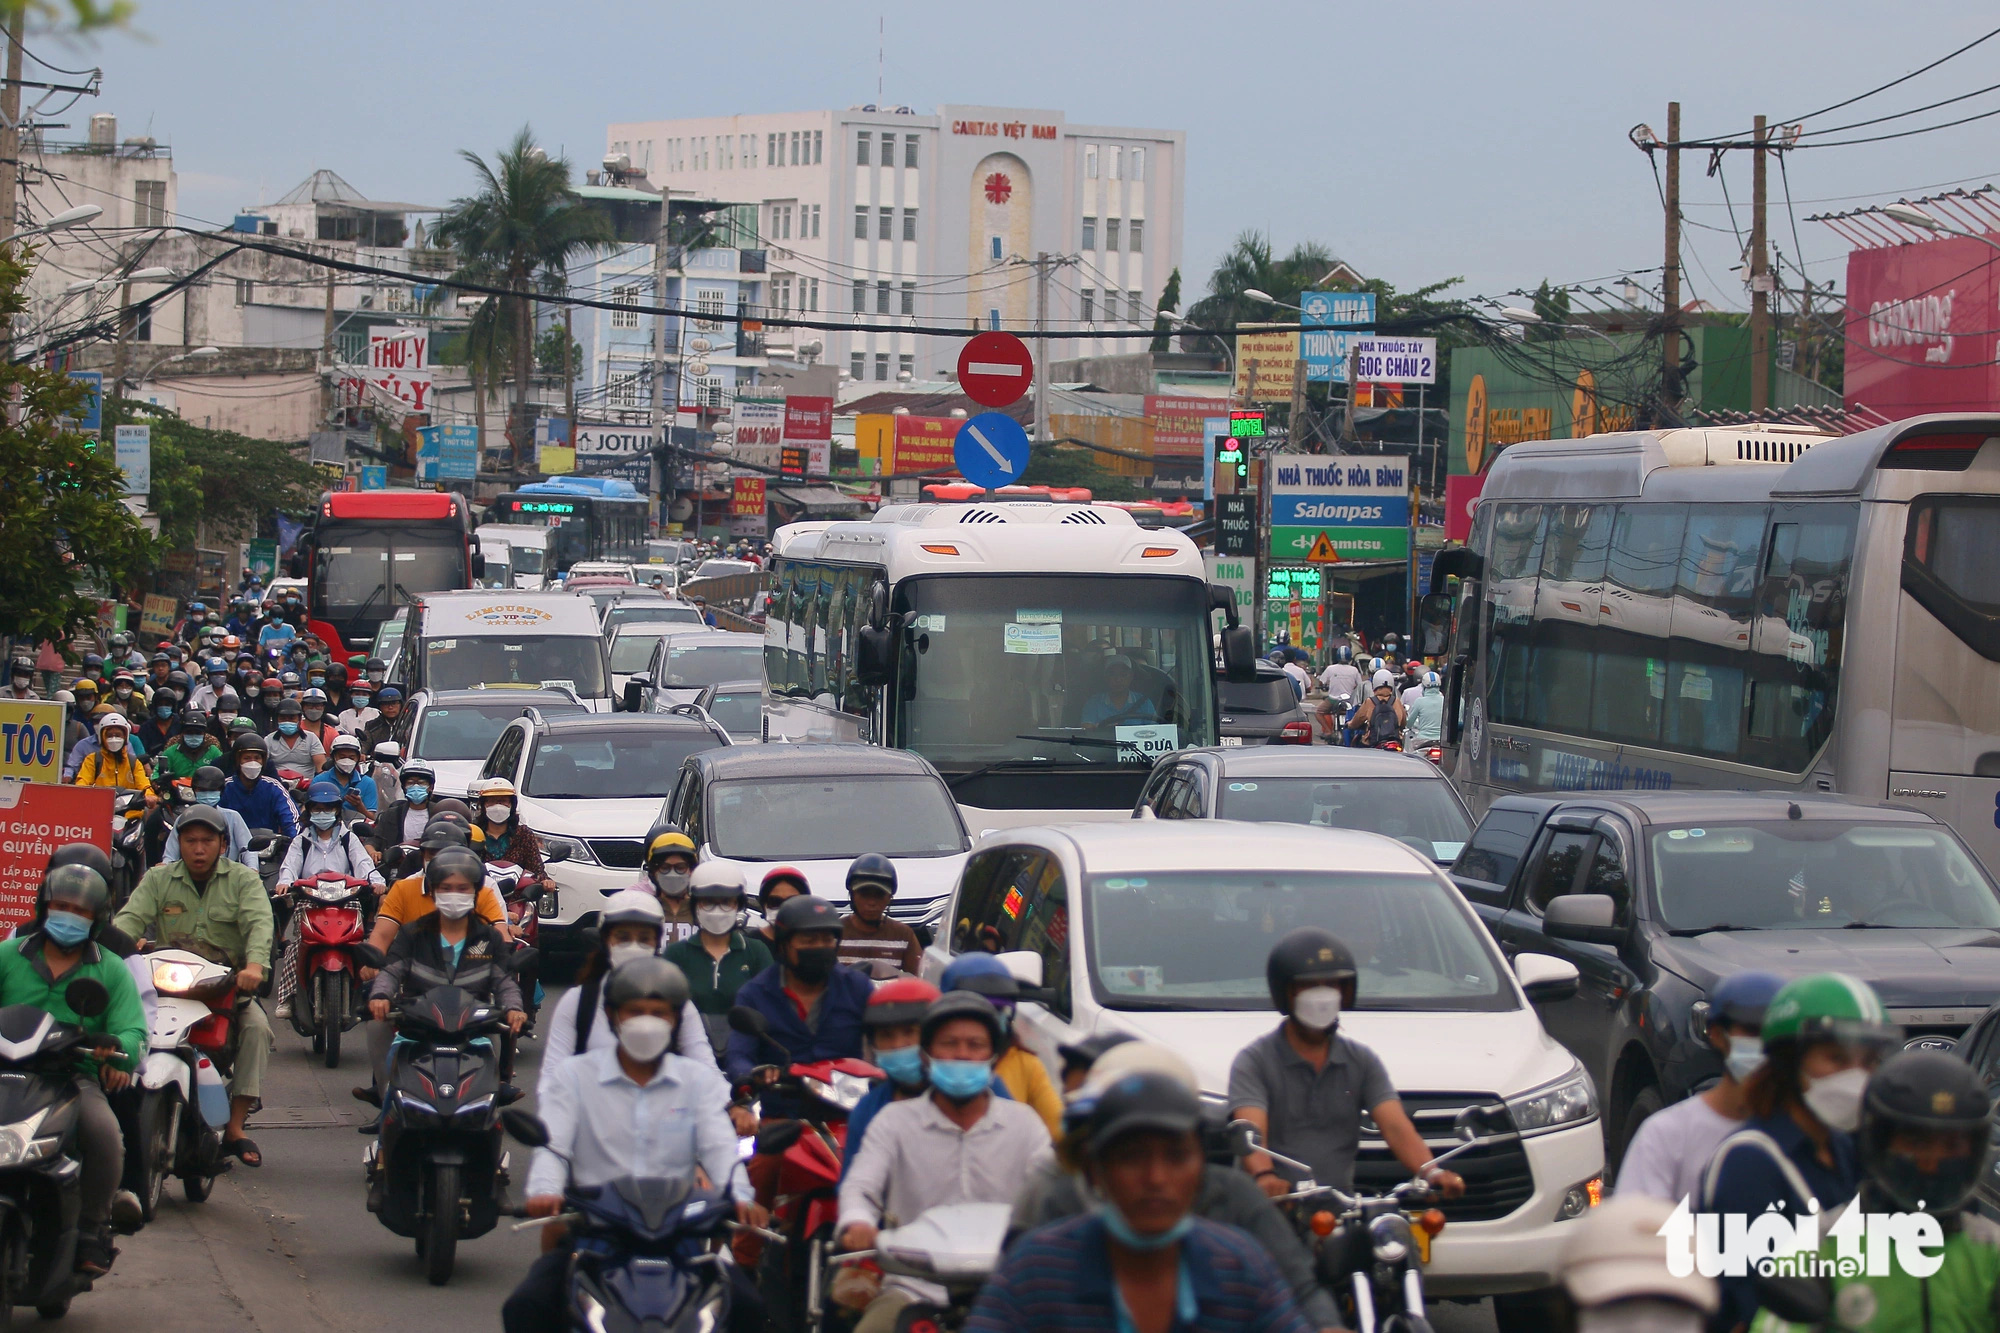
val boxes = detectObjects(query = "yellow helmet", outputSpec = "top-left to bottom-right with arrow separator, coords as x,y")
647,830 -> 696,867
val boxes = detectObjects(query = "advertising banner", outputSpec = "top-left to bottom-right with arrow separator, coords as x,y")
730,476 -> 766,516
1844,233 -> 2000,418
66,370 -> 101,432
1350,337 -> 1438,384
1205,554 -> 1256,615
784,396 -> 834,475
0,700 -> 68,784
1301,292 -> 1375,383
574,423 -> 655,489
1267,454 -> 1410,562
0,781 -> 110,934
138,594 -> 177,638
1233,327 -> 1300,404
888,414 -> 959,474
245,539 -> 278,583
1270,493 -> 1412,527
1270,454 -> 1408,508
435,424 -> 480,480
1445,473 -> 1486,543
535,417 -> 574,474
1145,394 -> 1228,457
360,465 -> 387,490
731,394 -> 786,470
1269,525 -> 1410,561
114,424 -> 150,495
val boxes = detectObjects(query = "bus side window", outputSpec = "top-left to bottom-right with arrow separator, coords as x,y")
824,568 -> 850,705
764,564 -> 791,693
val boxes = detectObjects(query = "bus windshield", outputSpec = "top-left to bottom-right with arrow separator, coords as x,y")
316,525 -> 466,627
423,635 -> 609,698
892,575 -> 1216,769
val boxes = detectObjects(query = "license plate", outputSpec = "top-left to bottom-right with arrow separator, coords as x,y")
1414,1227 -> 1431,1266
1220,735 -> 1244,747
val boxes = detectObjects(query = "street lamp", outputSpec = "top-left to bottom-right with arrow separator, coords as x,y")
1880,202 -> 2000,254
1243,288 -> 1306,314
1162,310 -> 1235,378
1497,306 -> 1622,350
13,205 -> 102,240
134,344 -> 219,391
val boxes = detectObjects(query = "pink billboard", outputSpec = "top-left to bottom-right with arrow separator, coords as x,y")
1845,234 -> 2000,419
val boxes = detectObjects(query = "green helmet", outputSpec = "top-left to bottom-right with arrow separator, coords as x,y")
1760,973 -> 1895,1047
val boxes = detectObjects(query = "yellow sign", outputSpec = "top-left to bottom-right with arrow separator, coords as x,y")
539,445 -> 575,475
138,594 -> 177,637
1464,374 -> 1488,473
1233,326 -> 1300,405
1305,532 -> 1343,563
1572,368 -> 1598,439
0,700 -> 67,784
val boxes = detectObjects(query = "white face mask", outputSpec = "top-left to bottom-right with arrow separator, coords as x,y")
434,891 -> 476,920
607,941 -> 655,970
484,804 -> 511,824
334,757 -> 357,774
696,905 -> 738,936
238,761 -> 263,781
653,869 -> 691,898
1292,985 -> 1343,1031
1801,1065 -> 1870,1132
1724,1034 -> 1766,1083
102,735 -> 125,752
616,1014 -> 674,1064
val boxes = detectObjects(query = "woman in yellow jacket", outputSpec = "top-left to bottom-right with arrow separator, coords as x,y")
72,713 -> 156,807
938,952 -> 1064,1137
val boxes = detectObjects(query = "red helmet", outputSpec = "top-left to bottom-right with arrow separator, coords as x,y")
759,865 -> 811,904
866,977 -> 941,1029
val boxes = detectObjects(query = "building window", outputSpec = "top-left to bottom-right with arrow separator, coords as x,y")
854,206 -> 868,239
905,135 -> 919,168
694,288 -> 726,331
880,132 -> 894,162
807,204 -> 821,238
1081,217 -> 1096,250
1109,147 -> 1122,180
990,236 -> 1002,262
853,279 -> 866,312
135,179 -> 166,228
856,132 -> 870,166
874,352 -> 889,381
767,133 -> 778,166
812,130 -> 823,164
696,375 -> 725,410
1102,290 -> 1118,323
234,278 -> 253,305
850,351 -> 865,380
875,280 -> 890,315
803,278 -> 818,311
1080,288 -> 1094,322
898,353 -> 914,380
611,283 -> 643,329
784,131 -> 795,165
899,281 -> 915,315
1131,148 -> 1145,181
1129,219 -> 1144,252
1128,290 -> 1142,322
1084,145 -> 1098,179
608,368 -> 644,408
987,308 -> 1000,330
878,206 -> 893,240
773,276 -> 793,312
902,207 -> 917,241
1106,218 -> 1120,250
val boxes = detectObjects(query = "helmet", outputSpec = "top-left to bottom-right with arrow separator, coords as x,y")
1266,927 -> 1358,1014
1860,1050 -> 1993,1213
919,990 -> 1004,1051
329,733 -> 361,755
1707,971 -> 1786,1032
1422,671 -> 1440,689
645,829 -> 696,868
231,732 -> 268,758
477,776 -> 516,799
46,842 -> 113,884
423,847 -> 486,895
689,861 -> 745,901
220,635 -> 240,653
1370,669 -> 1395,690
846,852 -> 898,896
215,690 -> 240,711
180,710 -> 210,734
866,977 -> 941,1030
1335,644 -> 1353,663
95,711 -> 128,734
276,698 -> 303,717
204,658 -> 226,676
326,664 -> 348,686
431,798 -> 473,820
192,765 -> 227,793
420,823 -> 471,852
1081,1069 -> 1203,1158
604,955 -> 691,1014
940,951 -> 1020,1002
149,652 -> 170,667
1057,1032 -> 1137,1077
759,866 -> 811,904
306,779 -> 344,807
1559,1194 -> 1719,1313
1759,972 -> 1895,1047
302,688 -> 328,705
81,652 -> 103,670
1370,657 -> 1385,673
400,760 -> 436,786
42,863 -> 110,936
72,677 -> 97,696
600,888 -> 667,932
773,894 -> 843,945
376,686 -> 403,705
166,671 -> 191,693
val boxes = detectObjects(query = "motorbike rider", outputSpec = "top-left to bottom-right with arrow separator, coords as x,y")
1404,670 -> 1445,747
663,865 -> 774,1062
723,895 -> 872,1112
1748,1049 -> 2000,1333
1350,673 -> 1407,749
160,766 -> 256,868
114,806 -> 273,1170
837,853 -> 922,977
208,689 -> 245,747
185,658 -> 225,714
939,952 -> 1064,1137
155,710 -> 223,785
217,734 -> 300,840
1317,644 -> 1363,705
133,687 -> 180,758
1230,929 -> 1465,1202
71,714 -> 156,807
272,780 -> 386,1022
0,862 -> 147,1276
336,680 -> 376,735
357,686 -> 402,756
298,688 -> 339,752
836,990 -> 1054,1333
4,656 -> 37,700
838,977 -> 963,1180
320,734 -> 379,819
750,865 -> 810,947
366,739 -> 402,806
245,677 -> 284,735
369,759 -> 437,860
640,829 -> 699,943
107,670 -> 143,720
265,697 -> 324,776
473,778 -> 545,882
505,956 -> 764,1333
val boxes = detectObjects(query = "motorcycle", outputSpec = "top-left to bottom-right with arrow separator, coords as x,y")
131,948 -> 236,1219
486,860 -> 541,1033
726,1005 -> 882,1333
284,873 -> 372,1068
828,1202 -> 1010,1333
0,977 -> 115,1321
362,951 -> 537,1286
108,791 -> 149,907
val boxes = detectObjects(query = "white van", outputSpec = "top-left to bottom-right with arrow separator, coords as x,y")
399,590 -> 614,711
473,524 -> 553,591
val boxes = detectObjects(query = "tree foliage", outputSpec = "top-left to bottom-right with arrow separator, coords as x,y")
1185,231 -> 1337,331
1149,268 -> 1182,353
1527,280 -> 1573,342
534,323 -> 583,379
0,245 -> 155,645
1020,445 -> 1142,501
103,398 -> 317,553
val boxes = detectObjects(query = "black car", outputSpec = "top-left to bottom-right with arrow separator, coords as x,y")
1450,790 -> 2000,1166
1217,662 -> 1312,746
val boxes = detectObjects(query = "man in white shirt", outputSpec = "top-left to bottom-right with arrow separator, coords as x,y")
1615,971 -> 1783,1207
336,684 -> 378,736
1318,648 -> 1364,705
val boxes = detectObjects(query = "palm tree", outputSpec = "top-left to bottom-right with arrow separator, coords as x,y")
1184,230 -> 1338,333
436,129 -> 611,469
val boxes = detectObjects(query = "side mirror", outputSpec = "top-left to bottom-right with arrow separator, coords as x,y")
64,977 -> 109,1019
1513,952 -> 1581,1003
1223,1118 -> 1262,1159
868,579 -> 889,632
1542,893 -> 1624,946
728,1005 -> 770,1039
1132,804 -> 1156,821
471,552 -> 487,579
500,1108 -> 550,1148
505,945 -> 540,975
1452,1103 -> 1507,1141
542,841 -> 571,865
353,942 -> 388,970
755,1119 -> 804,1156
246,829 -> 277,852
855,625 -> 894,687
622,679 -> 644,713
1219,625 -> 1257,683
994,950 -> 1044,989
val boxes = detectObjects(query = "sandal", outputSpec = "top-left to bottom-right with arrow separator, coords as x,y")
222,1136 -> 262,1169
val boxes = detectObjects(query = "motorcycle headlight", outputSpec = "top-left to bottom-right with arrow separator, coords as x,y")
455,1095 -> 495,1117
153,962 -> 199,994
807,1070 -> 874,1113
1505,1064 -> 1599,1135
576,1289 -> 610,1333
0,1111 -> 50,1168
1369,1212 -> 1414,1263
309,883 -> 349,902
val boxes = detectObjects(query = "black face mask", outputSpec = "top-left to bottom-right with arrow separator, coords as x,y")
789,947 -> 838,985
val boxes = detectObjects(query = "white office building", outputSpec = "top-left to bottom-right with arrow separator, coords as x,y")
604,104 -> 1184,386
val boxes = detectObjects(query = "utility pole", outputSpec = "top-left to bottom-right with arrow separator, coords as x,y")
318,271 -> 336,422
1661,101 -> 1681,419
1032,251 -> 1050,444
0,7 -> 21,243
562,305 -> 575,423
1750,114 -> 1770,414
109,276 -> 132,396
650,185 -> 673,514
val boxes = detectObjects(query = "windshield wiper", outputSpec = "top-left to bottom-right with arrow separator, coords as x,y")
1666,923 -> 1751,936
1013,734 -> 1119,749
944,757 -> 1108,789
1841,921 -> 1903,929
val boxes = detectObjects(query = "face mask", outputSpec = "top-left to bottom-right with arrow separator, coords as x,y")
403,784 -> 430,804
616,1014 -> 675,1064
1096,1198 -> 1195,1252
10,677 -> 27,690
334,757 -> 357,775
484,804 -> 511,824
353,696 -> 372,710
155,706 -> 173,719
278,721 -> 299,736
1725,1034 -> 1766,1083
195,790 -> 221,807
102,735 -> 125,753
239,762 -> 263,781
115,686 -> 132,698
310,810 -> 338,831
696,905 -> 738,936
1292,985 -> 1343,1032
607,941 -> 655,970
308,676 -> 325,688
42,911 -> 92,948
873,1044 -> 926,1089
653,869 -> 690,898
183,735 -> 205,749
789,947 -> 837,985
217,712 -> 237,725
368,671 -> 386,683
1801,1066 -> 1870,1133
304,707 -> 323,720
927,1057 -> 994,1101
434,891 -> 476,920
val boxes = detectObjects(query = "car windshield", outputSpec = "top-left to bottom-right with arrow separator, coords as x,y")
606,603 -> 701,635
1220,675 -> 1297,715
526,730 -> 725,799
1216,777 -> 1471,862
705,775 -> 966,858
696,559 -> 756,579
660,641 -> 762,689
511,547 -> 546,575
704,689 -> 762,735
1086,870 -> 1510,1011
412,701 -> 585,761
610,632 -> 666,674
371,609 -> 407,660
423,635 -> 608,698
1650,821 -> 2000,931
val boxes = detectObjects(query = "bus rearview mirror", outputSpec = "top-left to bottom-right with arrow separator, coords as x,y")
856,625 -> 895,686
1220,626 -> 1256,682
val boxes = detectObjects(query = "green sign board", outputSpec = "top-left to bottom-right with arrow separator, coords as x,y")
1265,567 -> 1322,599
246,539 -> 278,583
1268,526 -> 1409,561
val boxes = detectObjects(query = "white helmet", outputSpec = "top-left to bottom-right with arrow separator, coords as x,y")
1370,657 -> 1386,673
689,861 -> 746,896
1371,669 -> 1395,689
1423,671 -> 1441,689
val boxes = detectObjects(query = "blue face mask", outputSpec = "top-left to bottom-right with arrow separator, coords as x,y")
195,790 -> 221,806
310,810 -> 338,830
42,911 -> 91,948
1096,1200 -> 1194,1252
926,1057 -> 993,1101
278,721 -> 299,736
155,706 -> 173,719
873,1044 -> 926,1088
403,784 -> 430,804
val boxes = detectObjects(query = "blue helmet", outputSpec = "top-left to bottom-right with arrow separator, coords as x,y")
204,657 -> 227,675
306,779 -> 344,807
1708,971 -> 1786,1032
940,951 -> 1019,1001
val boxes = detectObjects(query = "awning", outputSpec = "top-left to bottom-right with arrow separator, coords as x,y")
770,486 -> 872,511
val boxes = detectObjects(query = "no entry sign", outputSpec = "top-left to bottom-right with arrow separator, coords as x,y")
957,332 -> 1034,408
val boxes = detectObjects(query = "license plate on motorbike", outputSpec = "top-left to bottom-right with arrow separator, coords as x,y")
1414,1227 -> 1431,1266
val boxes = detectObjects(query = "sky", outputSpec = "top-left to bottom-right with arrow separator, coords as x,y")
41,0 -> 2000,317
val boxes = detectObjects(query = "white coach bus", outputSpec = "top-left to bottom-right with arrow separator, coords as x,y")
764,502 -> 1255,826
1425,415 -> 2000,873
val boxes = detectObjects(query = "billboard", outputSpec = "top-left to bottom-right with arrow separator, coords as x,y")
435,424 -> 480,480
1145,394 -> 1227,457
888,415 -> 959,475
1350,337 -> 1438,385
114,423 -> 150,495
731,393 -> 786,470
1301,292 -> 1374,383
784,396 -> 834,475
1233,327 -> 1300,403
575,423 -> 655,489
1267,453 -> 1410,562
1844,233 -> 2000,418
730,476 -> 766,516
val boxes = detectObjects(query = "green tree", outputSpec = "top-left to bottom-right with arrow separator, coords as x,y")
436,129 -> 611,467
1020,445 -> 1143,501
1527,279 -> 1573,342
535,323 -> 582,380
0,245 -> 155,646
1184,230 -> 1337,332
1149,267 -> 1183,353
103,400 -> 317,553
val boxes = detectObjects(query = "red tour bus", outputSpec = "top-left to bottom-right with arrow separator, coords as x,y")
292,490 -> 478,658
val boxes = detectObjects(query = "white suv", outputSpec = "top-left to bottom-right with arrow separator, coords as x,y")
920,820 -> 1605,1317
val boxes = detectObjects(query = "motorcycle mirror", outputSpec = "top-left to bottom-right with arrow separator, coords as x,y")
542,841 -> 571,865
1223,1118 -> 1263,1158
500,1108 -> 550,1148
1453,1104 -> 1503,1141
505,946 -> 540,975
728,1005 -> 770,1038
353,943 -> 388,970
246,832 -> 276,852
754,1120 -> 805,1157
64,977 -> 110,1019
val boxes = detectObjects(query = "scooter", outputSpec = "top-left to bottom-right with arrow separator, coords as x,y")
284,873 -> 372,1068
0,977 -> 114,1321
131,948 -> 235,1219
486,860 -> 542,1034
828,1202 -> 1011,1333
726,1005 -> 881,1333
108,791 -> 149,906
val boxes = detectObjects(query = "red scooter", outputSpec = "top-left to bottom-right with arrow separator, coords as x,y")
727,1006 -> 882,1333
284,872 -> 372,1068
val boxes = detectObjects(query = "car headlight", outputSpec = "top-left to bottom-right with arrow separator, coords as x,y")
1505,1064 -> 1598,1135
536,832 -> 596,866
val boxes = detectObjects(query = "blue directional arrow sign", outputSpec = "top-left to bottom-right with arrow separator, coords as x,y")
953,411 -> 1031,489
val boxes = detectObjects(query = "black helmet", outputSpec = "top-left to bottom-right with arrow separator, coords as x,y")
845,852 -> 898,896
919,989 -> 1004,1051
1057,1031 -> 1137,1079
42,863 -> 110,937
191,765 -> 227,793
231,732 -> 268,758
773,894 -> 843,945
1860,1049 -> 1993,1214
166,670 -> 191,694
604,955 -> 691,1014
1266,927 -> 1357,1014
1082,1069 -> 1203,1158
276,698 -> 302,717
420,823 -> 471,853
423,847 -> 485,895
45,842 -> 114,885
